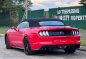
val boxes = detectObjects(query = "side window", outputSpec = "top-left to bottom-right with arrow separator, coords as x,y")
17,21 -> 29,29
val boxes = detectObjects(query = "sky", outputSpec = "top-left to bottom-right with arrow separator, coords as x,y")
31,0 -> 81,11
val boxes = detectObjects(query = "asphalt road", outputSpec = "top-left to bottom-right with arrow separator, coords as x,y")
0,37 -> 86,59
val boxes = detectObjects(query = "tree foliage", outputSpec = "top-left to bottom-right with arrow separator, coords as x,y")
0,0 -> 26,26
80,0 -> 86,5
0,0 -> 24,12
80,0 -> 86,2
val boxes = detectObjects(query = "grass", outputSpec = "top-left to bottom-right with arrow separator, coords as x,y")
79,29 -> 86,33
0,27 -> 9,34
81,38 -> 86,46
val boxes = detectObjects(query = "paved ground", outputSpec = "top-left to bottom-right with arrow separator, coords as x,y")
0,37 -> 86,59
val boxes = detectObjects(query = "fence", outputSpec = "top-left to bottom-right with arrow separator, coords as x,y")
18,9 -> 45,20
0,12 -> 12,27
49,6 -> 86,29
0,9 -> 45,26
0,6 -> 86,29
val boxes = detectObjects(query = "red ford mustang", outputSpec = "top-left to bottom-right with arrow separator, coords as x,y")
5,18 -> 80,55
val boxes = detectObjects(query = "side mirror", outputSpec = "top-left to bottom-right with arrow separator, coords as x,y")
11,26 -> 16,30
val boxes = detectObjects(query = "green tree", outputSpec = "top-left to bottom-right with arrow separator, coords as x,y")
0,0 -> 32,26
0,0 -> 25,26
80,0 -> 86,6
2,0 -> 25,12
0,0 -> 32,19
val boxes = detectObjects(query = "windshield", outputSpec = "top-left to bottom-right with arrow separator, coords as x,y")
39,21 -> 64,26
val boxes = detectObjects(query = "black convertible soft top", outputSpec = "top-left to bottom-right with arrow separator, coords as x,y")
22,18 -> 63,22
22,18 -> 65,27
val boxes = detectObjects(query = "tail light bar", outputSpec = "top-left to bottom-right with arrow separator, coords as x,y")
39,31 -> 49,36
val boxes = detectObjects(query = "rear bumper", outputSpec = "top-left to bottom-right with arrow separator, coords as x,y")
30,35 -> 80,50
40,44 -> 80,50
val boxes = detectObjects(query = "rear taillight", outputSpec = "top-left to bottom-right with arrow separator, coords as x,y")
39,31 -> 49,36
39,30 -> 79,36
72,30 -> 79,35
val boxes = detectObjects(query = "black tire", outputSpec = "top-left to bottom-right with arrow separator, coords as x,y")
24,37 -> 33,55
64,46 -> 76,54
5,36 -> 12,49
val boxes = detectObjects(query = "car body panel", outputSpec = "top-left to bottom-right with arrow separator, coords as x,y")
5,19 -> 80,50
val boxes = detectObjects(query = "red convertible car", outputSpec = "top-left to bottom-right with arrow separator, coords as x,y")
5,18 -> 80,55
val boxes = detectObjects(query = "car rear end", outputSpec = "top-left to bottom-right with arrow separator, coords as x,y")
28,19 -> 80,53
30,27 -> 80,51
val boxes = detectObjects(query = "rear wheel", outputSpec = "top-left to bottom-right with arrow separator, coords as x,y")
64,46 -> 76,54
24,37 -> 33,55
5,36 -> 12,49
